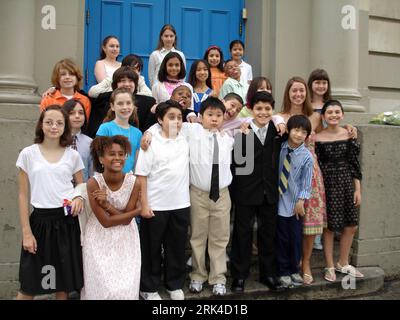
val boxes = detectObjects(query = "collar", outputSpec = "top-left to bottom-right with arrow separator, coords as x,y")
250,120 -> 269,134
160,47 -> 176,54
283,141 -> 305,154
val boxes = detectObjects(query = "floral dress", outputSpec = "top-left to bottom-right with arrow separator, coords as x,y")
303,133 -> 327,235
81,172 -> 141,300
315,139 -> 362,231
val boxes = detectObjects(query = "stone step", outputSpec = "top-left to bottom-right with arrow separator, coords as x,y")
157,266 -> 384,300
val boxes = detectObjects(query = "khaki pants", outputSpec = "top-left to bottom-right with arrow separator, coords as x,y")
189,186 -> 231,285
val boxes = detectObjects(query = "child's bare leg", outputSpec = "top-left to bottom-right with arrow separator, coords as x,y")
55,291 -> 68,300
16,292 -> 34,300
323,229 -> 335,268
338,226 -> 357,266
302,234 -> 316,276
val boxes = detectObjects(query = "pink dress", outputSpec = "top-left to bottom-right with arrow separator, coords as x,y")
303,133 -> 327,235
81,172 -> 141,300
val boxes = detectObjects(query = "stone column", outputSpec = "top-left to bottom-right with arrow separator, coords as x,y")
0,0 -> 40,104
311,0 -> 365,112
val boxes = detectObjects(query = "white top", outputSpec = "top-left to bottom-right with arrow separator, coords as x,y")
148,123 -> 234,192
239,60 -> 253,84
148,47 -> 186,87
135,130 -> 190,211
104,62 -> 121,79
88,75 -> 152,98
16,144 -> 84,208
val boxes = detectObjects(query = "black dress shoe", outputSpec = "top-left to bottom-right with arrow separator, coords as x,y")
231,279 -> 245,292
260,276 -> 284,292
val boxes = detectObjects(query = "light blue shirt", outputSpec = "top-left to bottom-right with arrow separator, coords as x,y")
74,132 -> 93,181
96,121 -> 142,173
278,141 -> 313,217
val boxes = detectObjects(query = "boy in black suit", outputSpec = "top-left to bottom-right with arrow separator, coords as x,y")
230,91 -> 284,292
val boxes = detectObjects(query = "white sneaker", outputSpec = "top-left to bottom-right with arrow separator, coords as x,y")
279,276 -> 294,288
140,291 -> 162,300
290,273 -> 303,286
167,289 -> 185,300
189,280 -> 203,293
212,283 -> 226,296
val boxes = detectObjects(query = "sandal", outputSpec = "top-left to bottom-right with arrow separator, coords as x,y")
324,267 -> 336,282
335,263 -> 364,278
303,273 -> 314,285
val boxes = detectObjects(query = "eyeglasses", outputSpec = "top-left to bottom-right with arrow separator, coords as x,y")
43,121 -> 65,127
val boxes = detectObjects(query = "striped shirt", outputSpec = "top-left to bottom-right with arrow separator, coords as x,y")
278,141 -> 313,217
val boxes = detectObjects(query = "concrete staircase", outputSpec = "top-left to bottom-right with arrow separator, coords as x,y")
160,242 -> 385,300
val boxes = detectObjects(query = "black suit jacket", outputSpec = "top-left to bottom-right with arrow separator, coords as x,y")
231,121 -> 286,206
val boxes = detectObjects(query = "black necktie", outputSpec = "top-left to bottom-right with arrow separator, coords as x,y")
209,133 -> 219,202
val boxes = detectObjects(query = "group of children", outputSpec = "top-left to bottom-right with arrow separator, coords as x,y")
15,24 -> 364,300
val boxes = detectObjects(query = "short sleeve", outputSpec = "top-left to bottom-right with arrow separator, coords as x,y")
16,148 -> 29,173
134,147 -> 154,177
348,139 -> 362,180
96,123 -> 110,137
71,150 -> 85,174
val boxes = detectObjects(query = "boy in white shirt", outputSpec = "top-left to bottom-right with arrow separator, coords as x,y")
143,97 -> 234,296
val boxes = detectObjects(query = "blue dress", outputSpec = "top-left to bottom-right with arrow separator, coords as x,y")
193,88 -> 212,113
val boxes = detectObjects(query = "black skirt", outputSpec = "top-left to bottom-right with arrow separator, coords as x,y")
19,208 -> 83,295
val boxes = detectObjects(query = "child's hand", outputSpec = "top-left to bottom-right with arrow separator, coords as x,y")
141,206 -> 155,219
294,200 -> 306,220
71,197 -> 84,216
140,132 -> 152,151
239,121 -> 250,134
22,233 -> 37,254
150,104 -> 158,114
92,187 -> 108,207
345,124 -> 358,139
41,86 -> 56,98
276,123 -> 286,136
188,115 -> 197,123
354,190 -> 361,207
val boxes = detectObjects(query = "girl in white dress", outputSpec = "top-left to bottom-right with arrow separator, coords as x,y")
148,24 -> 186,88
81,135 -> 152,300
94,36 -> 122,83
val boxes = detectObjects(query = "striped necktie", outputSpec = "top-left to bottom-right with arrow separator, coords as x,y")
279,148 -> 293,195
71,135 -> 78,151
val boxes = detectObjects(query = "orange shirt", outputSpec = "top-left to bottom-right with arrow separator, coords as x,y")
210,67 -> 227,97
40,90 -> 91,119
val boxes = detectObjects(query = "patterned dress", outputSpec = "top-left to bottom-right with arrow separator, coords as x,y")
303,133 -> 327,235
315,139 -> 362,232
81,172 -> 141,300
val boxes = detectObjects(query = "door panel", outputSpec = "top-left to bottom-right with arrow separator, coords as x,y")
84,0 -> 243,90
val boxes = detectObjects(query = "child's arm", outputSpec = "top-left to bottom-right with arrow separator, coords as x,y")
87,178 -> 138,227
272,115 -> 286,136
294,155 -> 314,220
353,178 -> 361,207
343,124 -> 358,139
71,170 -> 84,216
137,75 -> 153,96
148,53 -> 157,88
137,175 -> 154,218
18,170 -> 37,254
94,60 -> 107,83
88,77 -> 112,98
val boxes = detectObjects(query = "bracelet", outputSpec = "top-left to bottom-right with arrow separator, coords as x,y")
105,203 -> 112,212
73,196 -> 84,201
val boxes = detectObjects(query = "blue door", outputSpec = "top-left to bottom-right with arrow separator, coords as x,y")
84,0 -> 244,91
